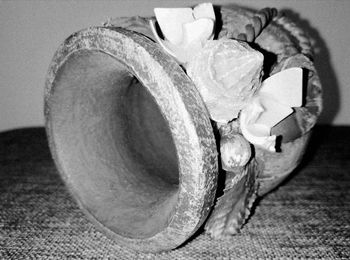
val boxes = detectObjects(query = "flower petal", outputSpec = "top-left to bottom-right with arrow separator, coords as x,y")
240,98 -> 277,152
256,94 -> 294,129
150,17 -> 215,64
182,18 -> 214,46
193,3 -> 215,20
149,19 -> 177,57
260,67 -> 303,107
154,8 -> 194,44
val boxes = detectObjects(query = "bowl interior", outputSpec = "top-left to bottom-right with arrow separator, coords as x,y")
49,50 -> 180,238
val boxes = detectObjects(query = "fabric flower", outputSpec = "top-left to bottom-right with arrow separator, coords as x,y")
187,38 -> 264,123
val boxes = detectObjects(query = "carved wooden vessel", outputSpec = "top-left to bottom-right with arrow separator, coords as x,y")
44,5 -> 322,252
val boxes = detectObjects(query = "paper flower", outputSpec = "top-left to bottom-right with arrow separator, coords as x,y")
150,3 -> 215,64
239,67 -> 303,152
187,39 -> 264,123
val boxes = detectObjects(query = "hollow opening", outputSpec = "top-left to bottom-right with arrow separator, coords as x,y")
49,50 -> 180,238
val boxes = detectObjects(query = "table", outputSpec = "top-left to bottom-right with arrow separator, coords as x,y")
0,126 -> 349,259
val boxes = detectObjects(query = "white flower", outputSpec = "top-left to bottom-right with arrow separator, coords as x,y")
150,3 -> 215,64
150,3 -> 303,152
239,67 -> 303,152
186,39 -> 264,123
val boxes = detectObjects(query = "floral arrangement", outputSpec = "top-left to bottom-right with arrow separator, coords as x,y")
150,3 -> 304,155
149,3 -> 307,238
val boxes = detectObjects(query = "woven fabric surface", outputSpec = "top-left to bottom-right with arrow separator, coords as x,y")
0,126 -> 349,259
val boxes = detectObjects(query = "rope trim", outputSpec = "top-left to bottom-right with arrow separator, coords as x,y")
236,7 -> 278,42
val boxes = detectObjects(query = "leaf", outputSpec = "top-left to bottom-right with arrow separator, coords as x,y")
205,160 -> 259,239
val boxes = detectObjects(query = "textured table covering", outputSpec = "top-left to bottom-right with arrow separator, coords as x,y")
0,126 -> 349,259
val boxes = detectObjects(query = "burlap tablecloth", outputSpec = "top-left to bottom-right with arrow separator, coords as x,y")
1,126 -> 349,259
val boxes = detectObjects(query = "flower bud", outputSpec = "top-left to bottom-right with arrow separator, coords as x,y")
220,134 -> 252,171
